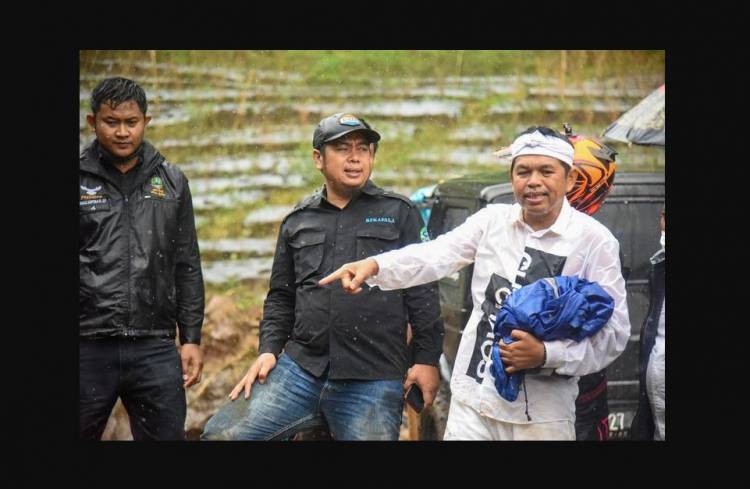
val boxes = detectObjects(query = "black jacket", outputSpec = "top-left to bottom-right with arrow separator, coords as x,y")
259,180 -> 444,380
630,250 -> 665,440
79,140 -> 204,344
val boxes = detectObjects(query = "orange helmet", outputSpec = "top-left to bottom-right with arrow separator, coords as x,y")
565,130 -> 618,216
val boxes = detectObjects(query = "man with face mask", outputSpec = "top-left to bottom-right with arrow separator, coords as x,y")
79,77 -> 205,440
631,207 -> 666,440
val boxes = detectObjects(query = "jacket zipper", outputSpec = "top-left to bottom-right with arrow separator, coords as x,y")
124,189 -> 131,335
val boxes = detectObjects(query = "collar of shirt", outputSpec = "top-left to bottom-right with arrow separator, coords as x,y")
508,197 -> 573,236
317,179 -> 382,208
100,153 -> 143,178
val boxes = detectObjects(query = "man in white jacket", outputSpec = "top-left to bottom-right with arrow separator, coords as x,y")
320,126 -> 630,440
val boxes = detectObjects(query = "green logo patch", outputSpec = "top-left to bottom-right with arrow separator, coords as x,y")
148,175 -> 166,198
420,226 -> 430,242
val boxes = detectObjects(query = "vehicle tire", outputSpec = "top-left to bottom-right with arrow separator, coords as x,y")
419,378 -> 450,440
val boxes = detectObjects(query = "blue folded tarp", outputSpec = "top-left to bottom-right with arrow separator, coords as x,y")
490,276 -> 614,402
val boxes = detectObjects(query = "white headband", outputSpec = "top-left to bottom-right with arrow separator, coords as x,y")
510,131 -> 574,167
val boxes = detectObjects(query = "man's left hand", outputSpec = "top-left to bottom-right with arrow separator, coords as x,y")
498,329 -> 544,374
403,364 -> 440,410
180,343 -> 204,388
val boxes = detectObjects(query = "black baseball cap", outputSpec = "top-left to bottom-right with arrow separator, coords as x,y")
312,113 -> 381,150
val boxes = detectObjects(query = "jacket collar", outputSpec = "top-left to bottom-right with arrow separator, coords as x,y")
650,248 -> 665,266
360,179 -> 383,196
80,140 -> 164,194
317,179 -> 382,208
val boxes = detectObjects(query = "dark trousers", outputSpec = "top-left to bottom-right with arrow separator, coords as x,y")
79,337 -> 186,440
575,371 -> 609,441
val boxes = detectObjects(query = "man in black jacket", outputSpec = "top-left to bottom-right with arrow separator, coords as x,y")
201,113 -> 444,440
79,77 -> 205,440
631,207 -> 665,440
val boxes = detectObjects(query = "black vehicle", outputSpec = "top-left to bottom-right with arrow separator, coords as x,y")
417,171 -> 665,440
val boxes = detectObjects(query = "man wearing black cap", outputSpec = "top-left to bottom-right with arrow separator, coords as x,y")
201,113 -> 444,441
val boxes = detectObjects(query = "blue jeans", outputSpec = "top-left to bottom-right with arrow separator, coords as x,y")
201,353 -> 404,440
